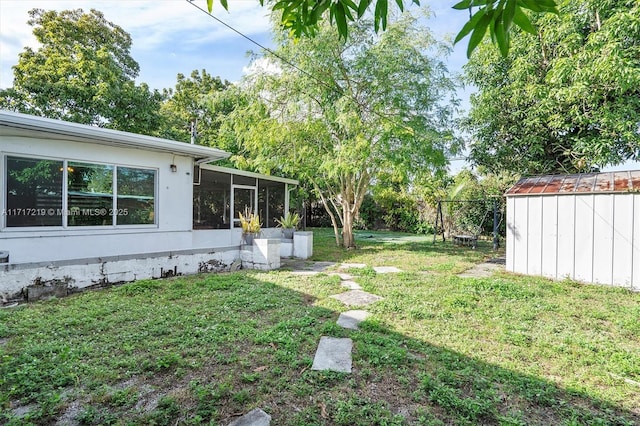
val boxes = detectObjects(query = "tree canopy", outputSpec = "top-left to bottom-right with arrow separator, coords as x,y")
230,11 -> 460,247
158,69 -> 230,143
464,0 -> 640,175
0,8 -> 163,134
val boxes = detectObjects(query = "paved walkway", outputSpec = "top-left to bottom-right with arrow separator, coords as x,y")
311,263 -> 400,374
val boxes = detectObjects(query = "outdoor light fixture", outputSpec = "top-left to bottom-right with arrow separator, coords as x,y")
170,164 -> 177,173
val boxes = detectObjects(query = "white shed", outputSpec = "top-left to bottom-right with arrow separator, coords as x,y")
505,171 -> 640,290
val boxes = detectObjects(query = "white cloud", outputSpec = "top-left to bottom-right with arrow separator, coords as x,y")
0,0 -> 272,89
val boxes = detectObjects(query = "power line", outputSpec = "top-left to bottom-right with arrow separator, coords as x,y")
184,0 -> 462,161
185,0 -> 337,94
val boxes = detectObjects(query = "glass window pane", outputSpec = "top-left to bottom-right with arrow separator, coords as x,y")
117,167 -> 156,225
258,180 -> 285,228
193,170 -> 231,229
67,162 -> 114,226
5,156 -> 63,227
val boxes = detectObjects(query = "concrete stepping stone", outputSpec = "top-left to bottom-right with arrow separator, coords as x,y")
457,262 -> 503,278
229,408 -> 271,426
311,336 -> 353,373
290,270 -> 320,276
331,290 -> 383,307
341,280 -> 362,290
329,272 -> 354,280
281,260 -> 336,272
341,263 -> 367,269
337,310 -> 370,330
373,266 -> 402,273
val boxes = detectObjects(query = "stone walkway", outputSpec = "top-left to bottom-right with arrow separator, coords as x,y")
230,262 -> 400,425
311,262 -> 398,374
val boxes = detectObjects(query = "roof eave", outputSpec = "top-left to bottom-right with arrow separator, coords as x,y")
0,110 -> 230,161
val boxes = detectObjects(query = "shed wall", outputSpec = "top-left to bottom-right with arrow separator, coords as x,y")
506,193 -> 640,289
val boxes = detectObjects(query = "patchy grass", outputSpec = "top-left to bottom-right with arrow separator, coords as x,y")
1,228 -> 639,425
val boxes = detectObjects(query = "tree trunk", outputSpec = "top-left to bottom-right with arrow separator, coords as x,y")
342,204 -> 355,248
312,181 -> 342,246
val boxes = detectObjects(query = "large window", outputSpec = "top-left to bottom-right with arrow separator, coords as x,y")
116,167 -> 156,225
67,162 -> 114,226
5,157 -> 64,227
3,155 -> 156,228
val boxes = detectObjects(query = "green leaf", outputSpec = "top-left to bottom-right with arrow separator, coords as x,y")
311,0 -> 331,22
504,0 -> 517,31
454,8 -> 487,44
374,0 -> 389,32
512,6 -> 537,34
342,0 -> 359,12
219,0 -> 228,10
493,15 -> 509,56
467,12 -> 491,57
207,0 -> 214,12
358,0 -> 373,18
452,0 -> 473,10
334,2 -> 349,39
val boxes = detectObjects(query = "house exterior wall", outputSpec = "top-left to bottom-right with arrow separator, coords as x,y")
1,128 -> 309,303
506,193 -> 640,290
1,135 -> 199,263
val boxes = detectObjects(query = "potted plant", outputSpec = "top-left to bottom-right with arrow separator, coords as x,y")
239,209 -> 261,245
275,212 -> 300,239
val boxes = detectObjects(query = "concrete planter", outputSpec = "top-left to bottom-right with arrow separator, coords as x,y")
293,231 -> 313,259
241,238 -> 281,270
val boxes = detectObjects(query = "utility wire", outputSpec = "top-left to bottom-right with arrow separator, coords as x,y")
184,0 -> 463,162
185,0 -> 338,94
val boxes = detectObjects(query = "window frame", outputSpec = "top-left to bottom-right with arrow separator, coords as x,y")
1,153 -> 158,231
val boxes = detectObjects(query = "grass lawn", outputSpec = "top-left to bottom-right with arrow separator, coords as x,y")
1,228 -> 639,425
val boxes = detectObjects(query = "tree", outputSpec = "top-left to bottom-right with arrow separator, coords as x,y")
233,11 -> 460,248
158,69 -> 230,143
204,0 -> 559,56
0,8 -> 163,134
464,0 -> 640,175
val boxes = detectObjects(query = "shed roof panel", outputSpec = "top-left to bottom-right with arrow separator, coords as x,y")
506,170 -> 640,196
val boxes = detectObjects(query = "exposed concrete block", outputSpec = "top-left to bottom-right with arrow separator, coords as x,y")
27,279 -> 70,302
1,249 -> 240,302
241,240 -> 280,270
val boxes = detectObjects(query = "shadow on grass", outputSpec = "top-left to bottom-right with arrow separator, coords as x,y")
1,267 -> 637,425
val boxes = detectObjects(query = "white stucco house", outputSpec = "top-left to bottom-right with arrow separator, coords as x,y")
0,110 -> 312,302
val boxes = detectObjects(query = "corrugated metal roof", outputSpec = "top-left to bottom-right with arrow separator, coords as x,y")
506,171 -> 640,196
